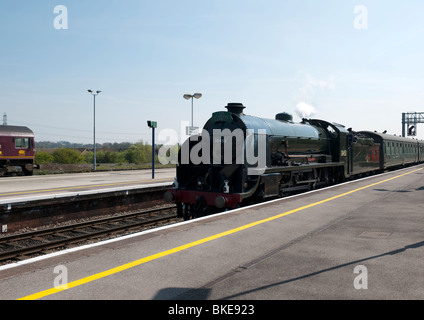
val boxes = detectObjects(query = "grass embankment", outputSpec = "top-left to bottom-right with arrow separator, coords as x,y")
35,163 -> 176,175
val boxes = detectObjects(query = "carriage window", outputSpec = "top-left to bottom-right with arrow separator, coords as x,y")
15,138 -> 29,149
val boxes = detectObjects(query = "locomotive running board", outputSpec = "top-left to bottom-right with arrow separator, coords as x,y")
263,162 -> 345,174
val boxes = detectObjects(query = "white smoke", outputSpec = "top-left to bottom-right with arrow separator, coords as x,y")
295,102 -> 316,119
294,73 -> 334,120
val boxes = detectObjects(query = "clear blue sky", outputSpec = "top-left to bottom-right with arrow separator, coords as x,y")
1,0 -> 424,144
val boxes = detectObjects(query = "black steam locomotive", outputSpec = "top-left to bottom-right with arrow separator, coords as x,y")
164,103 -> 424,219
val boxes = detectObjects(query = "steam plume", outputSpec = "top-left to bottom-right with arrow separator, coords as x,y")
295,102 -> 316,119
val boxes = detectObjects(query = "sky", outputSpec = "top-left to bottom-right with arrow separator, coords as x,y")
1,0 -> 424,144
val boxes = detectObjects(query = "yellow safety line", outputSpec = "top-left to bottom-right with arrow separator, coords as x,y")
18,166 -> 423,300
0,178 -> 172,197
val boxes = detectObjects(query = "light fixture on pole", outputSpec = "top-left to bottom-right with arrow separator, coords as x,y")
87,89 -> 101,171
183,92 -> 202,128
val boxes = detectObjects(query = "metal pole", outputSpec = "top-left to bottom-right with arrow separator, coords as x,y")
191,97 -> 194,127
152,127 -> 155,179
402,112 -> 406,137
88,90 -> 100,171
93,94 -> 96,171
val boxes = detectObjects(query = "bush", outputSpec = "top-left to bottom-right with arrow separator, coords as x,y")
35,151 -> 54,164
36,140 -> 157,166
96,150 -> 126,164
124,142 -> 152,164
83,151 -> 94,164
52,148 -> 86,164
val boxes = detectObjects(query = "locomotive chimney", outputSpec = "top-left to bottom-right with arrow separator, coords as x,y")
225,103 -> 245,115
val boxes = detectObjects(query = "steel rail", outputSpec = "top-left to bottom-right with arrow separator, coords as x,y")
0,205 -> 177,262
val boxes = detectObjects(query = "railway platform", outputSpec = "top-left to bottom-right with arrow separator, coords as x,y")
0,168 -> 175,203
0,168 -> 175,232
0,164 -> 423,302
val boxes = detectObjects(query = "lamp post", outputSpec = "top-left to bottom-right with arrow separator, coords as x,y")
147,120 -> 157,179
87,89 -> 101,171
183,93 -> 202,128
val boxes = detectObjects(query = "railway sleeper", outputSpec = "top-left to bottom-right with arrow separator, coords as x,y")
90,224 -> 112,230
31,236 -> 50,243
14,254 -> 31,261
52,232 -> 72,239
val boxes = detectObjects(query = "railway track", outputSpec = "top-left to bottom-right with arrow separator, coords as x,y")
0,205 -> 178,263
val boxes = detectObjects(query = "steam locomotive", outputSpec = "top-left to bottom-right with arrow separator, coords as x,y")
0,125 -> 36,176
164,103 -> 424,219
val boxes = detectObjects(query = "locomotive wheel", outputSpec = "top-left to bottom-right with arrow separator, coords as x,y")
183,204 -> 198,220
176,202 -> 183,218
182,203 -> 211,220
196,206 -> 210,218
183,204 -> 190,220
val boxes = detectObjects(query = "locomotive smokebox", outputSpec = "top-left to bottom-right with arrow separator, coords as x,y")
225,103 -> 245,115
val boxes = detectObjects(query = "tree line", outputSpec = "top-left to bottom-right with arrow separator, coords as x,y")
35,141 -> 158,165
36,141 -> 133,150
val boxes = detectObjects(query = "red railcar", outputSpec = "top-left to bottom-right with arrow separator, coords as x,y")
0,125 -> 36,176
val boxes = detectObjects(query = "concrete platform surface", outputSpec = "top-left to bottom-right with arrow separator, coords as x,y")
0,164 -> 423,301
0,168 -> 175,203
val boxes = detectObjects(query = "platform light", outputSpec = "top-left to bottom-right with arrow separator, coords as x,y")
87,89 -> 101,171
147,120 -> 157,128
183,92 -> 202,127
